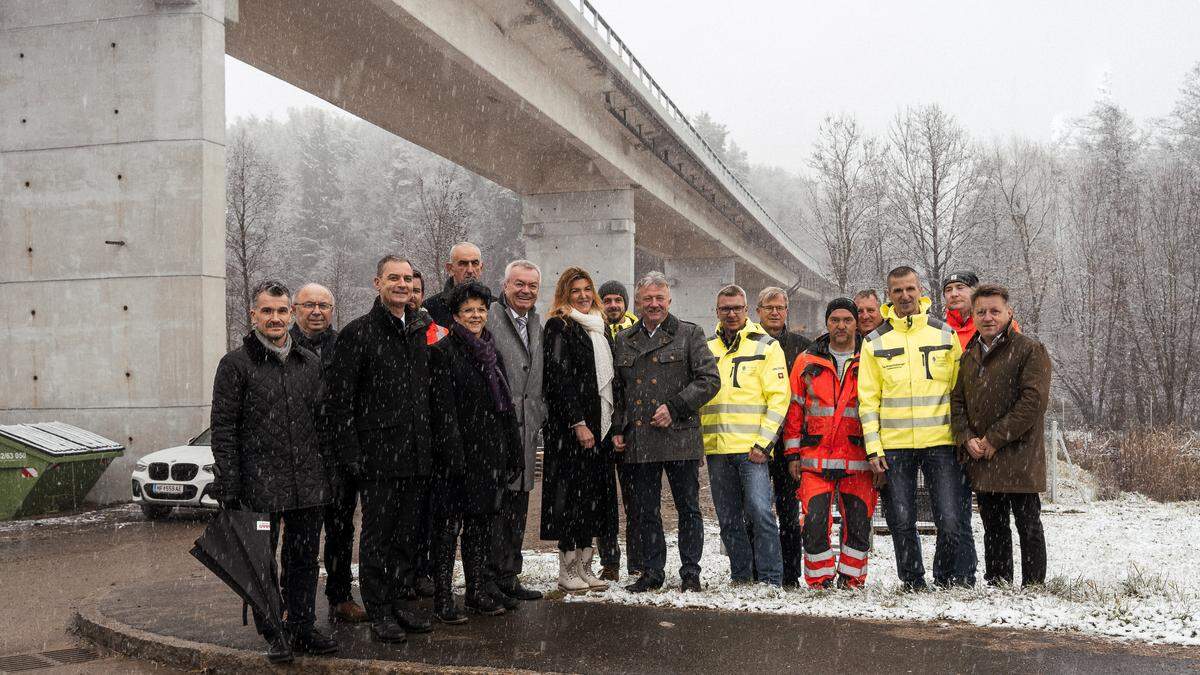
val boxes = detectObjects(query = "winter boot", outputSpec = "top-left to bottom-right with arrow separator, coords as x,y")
463,518 -> 506,616
557,550 -> 590,592
575,547 -> 609,589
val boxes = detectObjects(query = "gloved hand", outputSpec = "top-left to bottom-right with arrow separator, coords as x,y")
822,468 -> 849,481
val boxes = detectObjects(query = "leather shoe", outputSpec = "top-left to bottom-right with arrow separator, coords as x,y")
624,575 -> 662,593
414,575 -> 436,598
265,632 -> 293,663
680,576 -> 702,593
291,626 -> 338,655
486,582 -> 520,611
393,607 -> 433,634
330,600 -> 368,624
465,593 -> 506,616
370,617 -> 407,643
498,580 -> 543,601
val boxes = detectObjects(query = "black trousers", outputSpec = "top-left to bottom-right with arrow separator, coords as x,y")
629,460 -> 703,584
598,462 -> 643,572
486,488 -> 529,586
253,506 -> 323,636
412,476 -> 434,584
976,491 -> 1047,586
358,476 -> 427,620
749,456 -> 803,586
322,475 -> 359,606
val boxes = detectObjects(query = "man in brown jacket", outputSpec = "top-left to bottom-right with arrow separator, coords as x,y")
950,283 -> 1051,587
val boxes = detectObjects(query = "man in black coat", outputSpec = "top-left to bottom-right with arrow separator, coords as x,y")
211,280 -> 338,663
421,242 -> 494,326
753,287 -> 812,588
290,283 -> 367,624
323,256 -> 435,643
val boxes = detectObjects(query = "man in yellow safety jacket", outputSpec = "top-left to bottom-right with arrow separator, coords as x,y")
859,266 -> 974,591
699,284 -> 790,587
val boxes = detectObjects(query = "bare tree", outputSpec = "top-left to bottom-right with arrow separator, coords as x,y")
225,130 -> 285,348
807,114 -> 886,293
403,167 -> 471,287
885,104 -> 988,308
985,139 -> 1062,334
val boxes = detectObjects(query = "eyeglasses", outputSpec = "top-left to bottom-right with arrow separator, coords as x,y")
298,302 -> 333,311
717,305 -> 747,315
758,305 -> 787,313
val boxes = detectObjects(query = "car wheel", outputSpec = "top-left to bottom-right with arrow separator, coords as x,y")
141,504 -> 174,520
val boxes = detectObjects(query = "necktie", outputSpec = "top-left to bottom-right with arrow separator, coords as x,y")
515,315 -> 529,349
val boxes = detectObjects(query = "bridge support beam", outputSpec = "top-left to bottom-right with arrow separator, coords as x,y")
2,1 -> 227,502
663,256 -> 736,338
521,189 -> 636,316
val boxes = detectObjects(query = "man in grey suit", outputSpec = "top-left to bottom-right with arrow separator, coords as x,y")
612,271 -> 721,593
483,259 -> 547,604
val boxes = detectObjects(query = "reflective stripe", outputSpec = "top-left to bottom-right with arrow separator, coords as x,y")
701,423 -> 763,435
799,458 -> 822,469
860,411 -> 880,425
704,403 -> 768,415
840,544 -> 869,560
807,405 -> 836,416
805,548 -> 835,562
837,560 -> 867,577
842,406 -> 859,419
881,395 -> 950,408
845,460 -> 872,471
799,458 -> 872,472
765,409 -> 786,425
783,439 -> 801,450
864,431 -> 880,445
879,414 -> 951,429
791,394 -> 804,406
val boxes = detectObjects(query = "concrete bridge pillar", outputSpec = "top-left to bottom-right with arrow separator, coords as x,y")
521,189 -> 635,317
662,256 -> 736,338
2,1 -> 227,502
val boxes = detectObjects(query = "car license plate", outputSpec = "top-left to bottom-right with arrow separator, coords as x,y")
153,483 -> 184,495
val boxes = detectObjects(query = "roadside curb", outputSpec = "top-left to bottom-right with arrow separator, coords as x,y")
70,593 -> 552,675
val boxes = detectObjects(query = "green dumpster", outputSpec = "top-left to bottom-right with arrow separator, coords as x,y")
0,422 -> 124,520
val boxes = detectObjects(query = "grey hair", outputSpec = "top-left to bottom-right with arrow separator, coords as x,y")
251,279 -> 290,305
757,286 -> 787,306
504,259 -> 541,280
635,271 -> 670,293
717,284 -> 746,300
853,288 -> 880,303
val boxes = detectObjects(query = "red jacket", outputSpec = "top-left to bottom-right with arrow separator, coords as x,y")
426,321 -> 449,345
782,334 -> 869,473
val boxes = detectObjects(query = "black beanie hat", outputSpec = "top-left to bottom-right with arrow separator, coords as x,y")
598,280 -> 629,307
825,297 -> 857,321
942,270 -> 979,291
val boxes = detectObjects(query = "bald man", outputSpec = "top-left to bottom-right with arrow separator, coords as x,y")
290,283 -> 366,623
421,242 -> 494,326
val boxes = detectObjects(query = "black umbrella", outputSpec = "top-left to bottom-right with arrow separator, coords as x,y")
190,509 -> 286,638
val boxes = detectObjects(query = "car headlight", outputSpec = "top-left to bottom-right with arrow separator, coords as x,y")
135,462 -> 148,472
201,464 -> 214,473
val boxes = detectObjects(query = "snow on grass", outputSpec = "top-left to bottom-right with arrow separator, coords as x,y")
516,494 -> 1200,646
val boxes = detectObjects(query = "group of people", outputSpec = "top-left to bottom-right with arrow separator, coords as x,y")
210,241 -> 1052,664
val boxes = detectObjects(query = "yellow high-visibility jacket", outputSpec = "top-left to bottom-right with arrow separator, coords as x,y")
608,311 -> 638,339
858,298 -> 962,458
701,321 -> 790,454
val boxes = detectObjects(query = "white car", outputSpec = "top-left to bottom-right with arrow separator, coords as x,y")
131,428 -> 218,519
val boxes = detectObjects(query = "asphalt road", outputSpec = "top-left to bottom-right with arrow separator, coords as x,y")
3,501 -> 1199,674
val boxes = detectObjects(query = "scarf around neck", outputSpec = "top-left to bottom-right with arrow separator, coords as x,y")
254,328 -> 292,363
568,308 -> 614,439
450,322 -> 513,414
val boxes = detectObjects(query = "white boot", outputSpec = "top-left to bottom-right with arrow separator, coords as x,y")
558,550 -> 589,592
576,547 -> 610,589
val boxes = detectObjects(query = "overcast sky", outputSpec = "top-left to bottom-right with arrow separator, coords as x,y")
225,0 -> 1200,173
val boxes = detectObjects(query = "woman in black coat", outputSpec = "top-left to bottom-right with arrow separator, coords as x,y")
428,282 -> 524,623
541,267 -> 619,592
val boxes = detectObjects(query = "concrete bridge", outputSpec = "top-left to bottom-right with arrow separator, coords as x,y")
2,0 -> 831,501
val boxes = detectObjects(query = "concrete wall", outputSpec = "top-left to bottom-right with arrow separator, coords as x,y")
662,257 -> 736,338
1,1 -> 226,502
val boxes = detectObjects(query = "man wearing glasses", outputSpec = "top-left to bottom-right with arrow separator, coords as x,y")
753,287 -> 810,587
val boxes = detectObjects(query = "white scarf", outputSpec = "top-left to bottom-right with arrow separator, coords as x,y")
569,308 -> 614,440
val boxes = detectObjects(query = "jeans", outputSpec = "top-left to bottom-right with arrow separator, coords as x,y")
976,492 -> 1046,586
879,446 -> 972,587
707,453 -> 783,586
958,474 -> 978,585
629,459 -> 703,584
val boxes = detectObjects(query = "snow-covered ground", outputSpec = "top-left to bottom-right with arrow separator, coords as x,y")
518,491 -> 1200,646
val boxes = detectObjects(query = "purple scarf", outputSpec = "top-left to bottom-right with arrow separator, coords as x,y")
451,322 -> 513,414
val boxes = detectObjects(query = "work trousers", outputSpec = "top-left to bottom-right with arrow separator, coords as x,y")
254,506 -> 323,636
629,459 -> 703,585
321,475 -> 359,606
976,491 -> 1047,587
800,471 -> 876,588
358,476 -> 427,620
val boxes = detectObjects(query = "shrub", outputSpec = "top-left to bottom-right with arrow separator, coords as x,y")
1068,427 -> 1200,502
